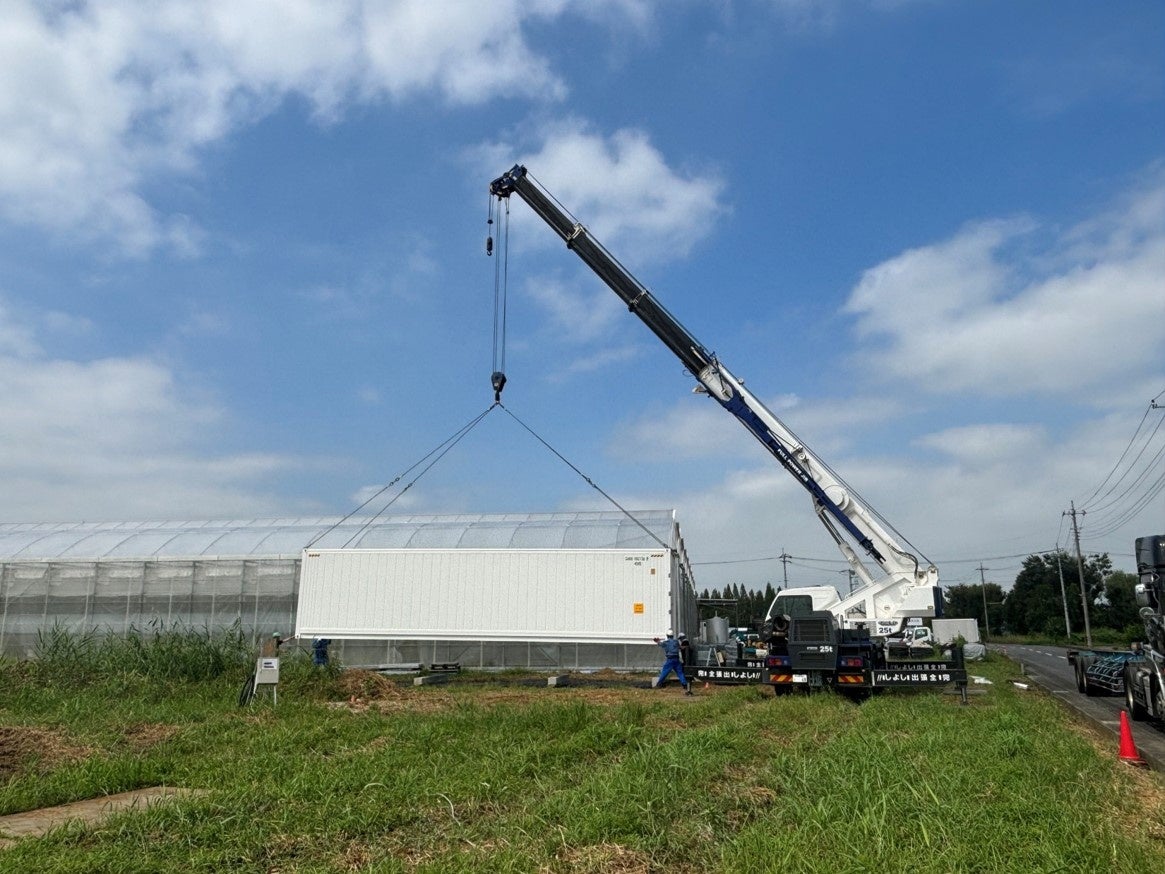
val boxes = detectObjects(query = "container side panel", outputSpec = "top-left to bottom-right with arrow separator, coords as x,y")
295,549 -> 672,644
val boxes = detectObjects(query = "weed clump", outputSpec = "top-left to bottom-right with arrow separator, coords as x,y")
27,621 -> 253,687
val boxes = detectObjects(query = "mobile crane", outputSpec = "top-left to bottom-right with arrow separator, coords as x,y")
489,165 -> 964,698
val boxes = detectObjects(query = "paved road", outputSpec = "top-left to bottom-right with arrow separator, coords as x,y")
994,643 -> 1165,771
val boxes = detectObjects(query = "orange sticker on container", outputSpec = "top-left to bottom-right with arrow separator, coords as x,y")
633,603 -> 644,614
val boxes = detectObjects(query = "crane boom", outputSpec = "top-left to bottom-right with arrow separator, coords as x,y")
490,164 -> 939,634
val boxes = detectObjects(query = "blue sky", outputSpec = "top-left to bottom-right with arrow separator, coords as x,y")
1,0 -> 1162,595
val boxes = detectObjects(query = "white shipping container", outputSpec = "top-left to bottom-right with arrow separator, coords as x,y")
931,618 -> 981,645
295,548 -> 681,645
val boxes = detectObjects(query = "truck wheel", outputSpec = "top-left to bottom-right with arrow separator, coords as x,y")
1152,681 -> 1164,721
1083,672 -> 1101,696
1126,668 -> 1148,720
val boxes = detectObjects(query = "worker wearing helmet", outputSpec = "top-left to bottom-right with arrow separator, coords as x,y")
652,630 -> 693,695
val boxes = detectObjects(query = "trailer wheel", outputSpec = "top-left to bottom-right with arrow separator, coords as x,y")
1126,668 -> 1147,720
1083,671 -> 1100,696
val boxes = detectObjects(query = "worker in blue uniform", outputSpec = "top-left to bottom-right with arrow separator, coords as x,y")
312,637 -> 332,667
653,630 -> 693,695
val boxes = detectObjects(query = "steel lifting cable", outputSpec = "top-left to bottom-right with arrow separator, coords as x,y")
488,194 -> 509,401
304,403 -> 499,550
497,402 -> 669,551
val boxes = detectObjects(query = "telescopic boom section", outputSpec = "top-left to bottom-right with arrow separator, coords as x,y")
490,165 -> 713,379
489,164 -> 933,589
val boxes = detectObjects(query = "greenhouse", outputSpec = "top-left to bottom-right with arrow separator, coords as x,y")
0,510 -> 697,670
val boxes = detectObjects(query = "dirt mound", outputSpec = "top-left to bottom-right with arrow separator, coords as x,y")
337,669 -> 404,702
0,726 -> 91,779
121,722 -> 181,751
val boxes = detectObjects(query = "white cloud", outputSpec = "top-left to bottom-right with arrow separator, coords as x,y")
477,123 -> 726,377
914,423 -> 1047,466
758,0 -> 941,33
356,385 -> 382,406
0,301 -> 40,357
0,0 -> 644,254
608,390 -> 899,465
0,298 -> 297,519
510,272 -> 647,380
361,1 -> 567,106
843,169 -> 1165,401
482,120 -> 728,264
521,274 -> 625,345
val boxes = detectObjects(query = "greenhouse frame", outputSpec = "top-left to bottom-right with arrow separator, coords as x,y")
0,510 -> 697,670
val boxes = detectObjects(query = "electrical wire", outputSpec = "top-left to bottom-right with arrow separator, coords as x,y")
1078,405 -> 1155,506
1069,394 -> 1165,545
1082,414 -> 1165,514
1077,396 -> 1165,531
1084,465 -> 1165,539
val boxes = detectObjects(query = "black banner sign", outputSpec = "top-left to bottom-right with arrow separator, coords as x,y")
691,666 -> 764,684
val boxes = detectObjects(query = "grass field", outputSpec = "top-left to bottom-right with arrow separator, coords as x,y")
2,631 -> 1164,872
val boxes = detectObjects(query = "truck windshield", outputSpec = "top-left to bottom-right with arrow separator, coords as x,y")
774,595 -> 814,617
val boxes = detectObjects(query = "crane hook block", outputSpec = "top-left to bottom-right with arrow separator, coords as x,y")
486,235 -> 493,256
491,370 -> 507,402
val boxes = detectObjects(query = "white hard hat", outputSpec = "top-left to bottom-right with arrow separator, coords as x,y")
666,629 -> 674,637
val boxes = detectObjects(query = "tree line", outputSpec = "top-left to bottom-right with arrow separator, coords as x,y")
696,582 -> 777,630
700,549 -> 1142,642
945,550 -> 1140,640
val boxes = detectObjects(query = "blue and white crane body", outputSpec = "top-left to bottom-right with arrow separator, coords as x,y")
489,164 -> 940,640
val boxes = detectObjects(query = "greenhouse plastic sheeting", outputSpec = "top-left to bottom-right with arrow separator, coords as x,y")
0,559 -> 298,658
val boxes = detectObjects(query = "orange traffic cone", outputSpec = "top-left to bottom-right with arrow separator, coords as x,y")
1119,710 -> 1147,766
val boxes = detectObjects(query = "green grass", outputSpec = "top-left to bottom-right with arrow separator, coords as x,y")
1,633 -> 1164,872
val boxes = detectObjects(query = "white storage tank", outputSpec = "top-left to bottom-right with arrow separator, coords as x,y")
703,616 -> 730,644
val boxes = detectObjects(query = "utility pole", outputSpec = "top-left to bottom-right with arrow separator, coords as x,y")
1055,550 -> 1072,638
978,563 -> 991,641
1066,501 -> 1093,647
778,550 -> 790,589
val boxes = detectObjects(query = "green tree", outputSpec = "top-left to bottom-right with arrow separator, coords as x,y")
944,583 -> 1004,634
1003,551 -> 1111,637
1101,570 -> 1140,631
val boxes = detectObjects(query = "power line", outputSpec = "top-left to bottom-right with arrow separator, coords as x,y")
1076,396 -> 1165,540
694,546 -> 1061,569
1078,404 -> 1156,506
